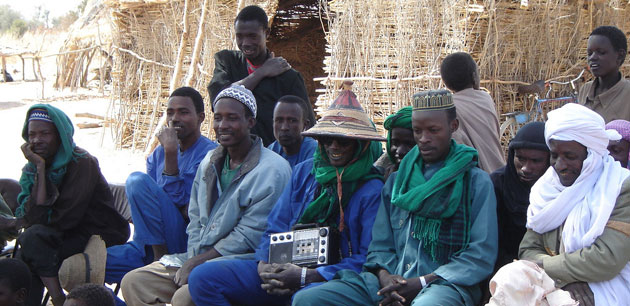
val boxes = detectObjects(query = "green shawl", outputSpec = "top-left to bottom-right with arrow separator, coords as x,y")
391,140 -> 477,262
383,106 -> 412,163
16,104 -> 84,218
298,140 -> 383,231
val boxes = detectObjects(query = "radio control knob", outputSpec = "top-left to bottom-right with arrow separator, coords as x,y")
321,248 -> 325,253
319,256 -> 326,262
286,234 -> 292,239
321,240 -> 326,245
279,236 -> 285,241
272,236 -> 277,241
319,228 -> 328,237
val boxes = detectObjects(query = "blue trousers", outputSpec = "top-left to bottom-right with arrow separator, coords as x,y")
105,172 -> 188,283
189,259 -> 322,306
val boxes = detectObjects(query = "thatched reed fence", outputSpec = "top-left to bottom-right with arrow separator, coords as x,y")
105,0 -> 630,151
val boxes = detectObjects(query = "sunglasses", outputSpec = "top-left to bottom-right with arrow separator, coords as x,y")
319,137 -> 355,147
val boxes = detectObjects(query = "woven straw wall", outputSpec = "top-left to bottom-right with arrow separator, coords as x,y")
318,0 -> 630,129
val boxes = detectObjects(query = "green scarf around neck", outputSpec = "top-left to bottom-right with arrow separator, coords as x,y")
391,140 -> 478,262
298,140 -> 383,231
16,104 -> 85,218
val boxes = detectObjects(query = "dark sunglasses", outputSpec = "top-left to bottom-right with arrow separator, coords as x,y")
319,137 -> 355,147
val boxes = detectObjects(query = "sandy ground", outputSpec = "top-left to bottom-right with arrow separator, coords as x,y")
1,31 -> 145,184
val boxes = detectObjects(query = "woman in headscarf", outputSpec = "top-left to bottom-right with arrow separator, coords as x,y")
490,122 -> 549,270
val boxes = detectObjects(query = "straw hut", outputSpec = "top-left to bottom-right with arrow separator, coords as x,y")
55,0 -> 114,91
104,0 -> 326,151
106,0 -> 630,151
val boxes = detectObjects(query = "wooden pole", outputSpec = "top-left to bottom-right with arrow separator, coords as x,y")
1,56 -> 6,82
145,0 -> 191,155
184,0 -> 209,87
19,55 -> 25,80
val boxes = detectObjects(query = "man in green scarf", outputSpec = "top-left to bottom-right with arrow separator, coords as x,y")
293,89 -> 498,306
374,106 -> 415,179
186,84 -> 385,306
9,105 -> 129,306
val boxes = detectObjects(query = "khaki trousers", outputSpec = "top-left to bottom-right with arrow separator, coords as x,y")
121,261 -> 194,306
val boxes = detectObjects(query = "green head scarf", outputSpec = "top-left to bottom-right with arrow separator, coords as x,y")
16,104 -> 84,217
298,140 -> 383,232
383,106 -> 412,163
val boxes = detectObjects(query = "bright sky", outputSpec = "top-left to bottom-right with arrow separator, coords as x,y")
0,0 -> 81,19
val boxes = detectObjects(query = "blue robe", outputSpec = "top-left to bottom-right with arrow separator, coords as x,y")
187,158 -> 383,305
105,136 -> 217,283
267,137 -> 317,169
292,164 -> 498,306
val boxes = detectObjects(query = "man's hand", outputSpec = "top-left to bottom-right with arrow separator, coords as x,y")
157,121 -> 179,153
174,257 -> 201,286
21,143 -> 45,167
562,282 -> 594,306
259,52 -> 291,78
377,270 -> 423,306
258,263 -> 301,296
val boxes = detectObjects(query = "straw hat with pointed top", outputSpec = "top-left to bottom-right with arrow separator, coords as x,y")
303,81 -> 385,142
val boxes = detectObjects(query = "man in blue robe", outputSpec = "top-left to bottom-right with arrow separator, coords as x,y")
105,87 -> 217,284
267,95 -> 317,168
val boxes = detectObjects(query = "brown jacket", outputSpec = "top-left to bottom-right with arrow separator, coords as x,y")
519,177 -> 630,288
578,75 -> 630,123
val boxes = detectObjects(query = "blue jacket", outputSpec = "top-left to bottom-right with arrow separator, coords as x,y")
267,137 -> 317,169
255,158 -> 383,280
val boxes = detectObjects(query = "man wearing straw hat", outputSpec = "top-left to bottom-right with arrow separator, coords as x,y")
6,105 -> 129,306
121,84 -> 291,306
293,89 -> 498,306
208,5 -> 315,147
441,52 -> 504,173
186,84 -> 384,305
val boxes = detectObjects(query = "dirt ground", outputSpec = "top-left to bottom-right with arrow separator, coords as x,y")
0,31 -> 145,184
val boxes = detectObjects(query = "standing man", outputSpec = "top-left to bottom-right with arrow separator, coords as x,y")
490,122 -> 549,269
105,87 -> 217,284
267,95 -> 317,168
579,26 -> 630,122
208,5 -> 315,146
441,52 -> 504,173
293,90 -> 498,306
121,85 -> 291,306
187,86 -> 384,306
12,105 -> 129,306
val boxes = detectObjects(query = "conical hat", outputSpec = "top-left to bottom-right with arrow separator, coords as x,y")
303,82 -> 385,141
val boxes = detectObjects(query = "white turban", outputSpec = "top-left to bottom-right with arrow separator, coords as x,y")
527,103 -> 630,306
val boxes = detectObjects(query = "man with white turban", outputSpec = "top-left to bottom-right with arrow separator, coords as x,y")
508,103 -> 630,306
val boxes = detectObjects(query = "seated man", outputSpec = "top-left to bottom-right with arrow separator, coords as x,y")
515,103 -> 630,306
605,119 -> 630,168
187,85 -> 384,305
105,87 -> 217,283
578,26 -> 630,122
374,106 -> 414,180
11,105 -> 129,306
0,258 -> 31,306
490,122 -> 549,269
441,52 -> 504,173
293,89 -> 498,306
267,95 -> 317,168
208,5 -> 315,146
120,85 -> 291,306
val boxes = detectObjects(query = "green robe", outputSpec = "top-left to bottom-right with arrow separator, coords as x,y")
208,50 -> 310,146
292,163 -> 498,306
